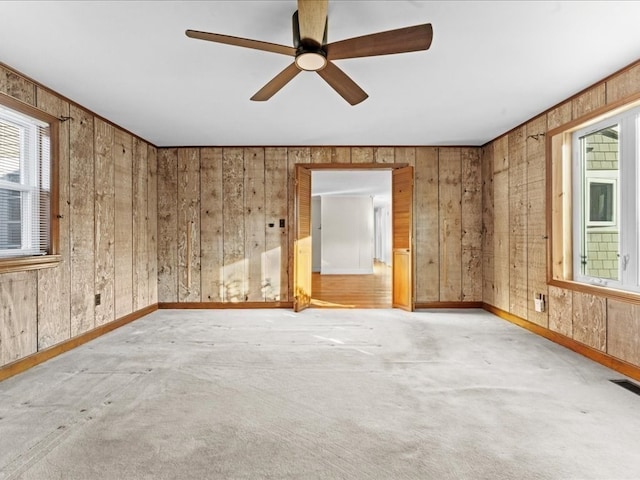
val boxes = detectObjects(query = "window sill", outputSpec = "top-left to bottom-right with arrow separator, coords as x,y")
549,278 -> 640,305
0,255 -> 62,274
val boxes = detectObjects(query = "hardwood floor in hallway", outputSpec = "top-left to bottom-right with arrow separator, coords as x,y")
311,261 -> 391,308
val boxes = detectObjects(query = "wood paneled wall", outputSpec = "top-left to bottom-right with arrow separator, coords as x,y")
482,60 -> 640,369
0,65 -> 158,368
156,146 -> 483,305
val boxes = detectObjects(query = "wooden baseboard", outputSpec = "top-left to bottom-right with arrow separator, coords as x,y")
483,303 -> 640,383
0,304 -> 158,383
158,301 -> 294,309
415,301 -> 483,309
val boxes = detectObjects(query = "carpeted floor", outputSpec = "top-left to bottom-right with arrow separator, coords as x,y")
1,308 -> 639,479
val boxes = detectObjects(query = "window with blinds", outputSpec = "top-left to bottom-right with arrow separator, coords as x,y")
0,102 -> 52,259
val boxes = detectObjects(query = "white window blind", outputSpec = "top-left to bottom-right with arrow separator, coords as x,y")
0,104 -> 51,258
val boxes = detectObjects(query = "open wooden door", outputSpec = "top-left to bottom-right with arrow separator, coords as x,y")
293,165 -> 312,311
392,166 -> 414,311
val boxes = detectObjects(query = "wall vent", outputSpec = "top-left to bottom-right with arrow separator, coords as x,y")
610,379 -> 640,397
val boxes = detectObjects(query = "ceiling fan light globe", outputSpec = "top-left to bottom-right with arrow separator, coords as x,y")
295,52 -> 327,71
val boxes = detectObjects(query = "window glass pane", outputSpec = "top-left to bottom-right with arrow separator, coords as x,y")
581,125 -> 620,281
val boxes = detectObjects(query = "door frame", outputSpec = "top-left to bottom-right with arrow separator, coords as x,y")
292,162 -> 413,310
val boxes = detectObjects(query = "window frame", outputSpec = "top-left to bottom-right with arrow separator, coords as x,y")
0,92 -> 60,273
547,92 -> 640,302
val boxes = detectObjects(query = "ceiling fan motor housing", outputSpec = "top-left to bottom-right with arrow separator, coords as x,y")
292,10 -> 328,71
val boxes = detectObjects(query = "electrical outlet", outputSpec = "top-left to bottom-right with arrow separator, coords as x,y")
95,293 -> 101,306
534,294 -> 545,313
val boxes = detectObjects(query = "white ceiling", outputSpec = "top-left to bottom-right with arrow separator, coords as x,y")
1,1 -> 640,147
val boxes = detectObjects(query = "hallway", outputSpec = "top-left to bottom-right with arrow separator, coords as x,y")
1,308 -> 639,479
311,261 -> 391,308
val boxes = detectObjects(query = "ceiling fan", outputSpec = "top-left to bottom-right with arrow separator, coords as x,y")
185,0 -> 433,105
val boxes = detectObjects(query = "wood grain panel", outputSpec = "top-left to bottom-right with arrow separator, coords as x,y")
493,136 -> 509,311
606,63 -> 640,104
527,180 -> 548,327
264,147 -> 289,302
94,119 -> 115,327
509,127 -> 527,318
573,291 -> 606,351
0,272 -> 37,366
548,285 -> 572,337
394,147 -> 415,168
607,300 -> 640,366
222,147 -> 245,302
547,102 -> 572,132
351,147 -> 373,164
294,165 -> 312,311
147,145 -> 158,305
461,148 -> 482,302
133,138 -> 149,310
114,130 -> 134,317
244,147 -> 266,301
311,146 -> 331,164
157,148 -> 178,302
392,166 -> 413,310
414,147 -> 439,302
36,88 -> 71,348
374,147 -> 395,164
439,148 -> 462,301
331,147 -> 351,163
200,147 -> 224,302
177,148 -> 201,302
0,65 -> 36,105
572,84 -> 606,119
287,147 -> 310,302
481,144 -> 495,305
69,105 -> 95,336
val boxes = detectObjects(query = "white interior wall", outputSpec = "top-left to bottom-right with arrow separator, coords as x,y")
374,205 -> 392,266
311,196 -> 322,272
321,196 -> 374,275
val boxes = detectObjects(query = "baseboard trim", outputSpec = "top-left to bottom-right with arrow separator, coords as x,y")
415,301 -> 483,309
158,301 -> 294,309
0,304 -> 158,383
483,303 -> 640,383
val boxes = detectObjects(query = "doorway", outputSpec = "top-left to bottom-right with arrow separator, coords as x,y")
310,170 -> 392,308
293,164 -> 413,311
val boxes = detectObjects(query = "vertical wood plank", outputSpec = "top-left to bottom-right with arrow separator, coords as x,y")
265,147 -> 289,302
147,145 -> 158,305
526,116 -> 548,327
573,292 -> 606,351
36,88 -> 71,348
331,146 -> 351,163
374,147 -> 395,164
132,138 -> 149,310
606,63 -> 640,104
351,147 -> 373,164
548,286 -> 572,337
394,147 -> 416,168
509,126 -> 528,319
607,300 -> 640,366
493,136 -> 510,311
311,146 -> 331,164
93,119 -> 115,327
481,144 -> 495,305
572,85 -> 606,119
157,148 -> 178,302
461,148 -> 482,302
69,105 -> 95,336
287,147 -> 310,300
0,65 -> 36,105
177,148 -> 201,302
200,147 -> 224,302
439,148 -> 462,301
114,130 -> 133,317
414,147 -> 439,302
244,147 -> 266,302
547,102 -> 572,131
0,272 -> 37,366
223,147 -> 245,302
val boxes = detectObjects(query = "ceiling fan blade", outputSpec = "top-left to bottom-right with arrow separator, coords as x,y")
317,62 -> 368,106
251,63 -> 301,101
186,30 -> 296,56
325,24 -> 433,60
297,0 -> 328,47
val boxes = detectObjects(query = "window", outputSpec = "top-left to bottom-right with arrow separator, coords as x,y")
561,103 -> 640,293
0,94 -> 59,272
